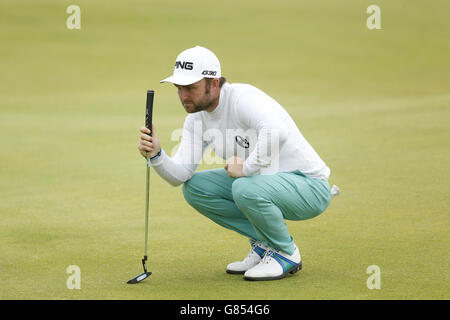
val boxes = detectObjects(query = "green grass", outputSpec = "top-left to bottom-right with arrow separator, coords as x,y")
0,0 -> 449,299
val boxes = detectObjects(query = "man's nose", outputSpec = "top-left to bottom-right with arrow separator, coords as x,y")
179,88 -> 189,101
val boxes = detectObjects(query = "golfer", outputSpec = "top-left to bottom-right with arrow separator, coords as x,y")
138,46 -> 338,281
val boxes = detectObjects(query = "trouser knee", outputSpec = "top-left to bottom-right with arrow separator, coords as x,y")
182,174 -> 202,206
231,177 -> 263,209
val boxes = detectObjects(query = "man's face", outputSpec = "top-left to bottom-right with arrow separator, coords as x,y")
174,79 -> 215,113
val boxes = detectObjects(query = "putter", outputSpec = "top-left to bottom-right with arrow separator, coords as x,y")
127,90 -> 154,284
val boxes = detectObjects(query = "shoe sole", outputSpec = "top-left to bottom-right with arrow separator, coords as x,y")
243,261 -> 302,281
226,269 -> 246,275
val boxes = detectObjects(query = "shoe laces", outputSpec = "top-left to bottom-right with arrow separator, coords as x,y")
248,241 -> 261,258
262,249 -> 275,264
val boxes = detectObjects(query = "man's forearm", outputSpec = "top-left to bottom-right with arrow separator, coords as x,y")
149,149 -> 197,186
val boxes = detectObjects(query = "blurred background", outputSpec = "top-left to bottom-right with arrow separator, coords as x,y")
0,0 -> 449,299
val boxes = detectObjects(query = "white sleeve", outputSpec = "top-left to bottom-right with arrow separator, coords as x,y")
236,93 -> 288,176
149,116 -> 207,186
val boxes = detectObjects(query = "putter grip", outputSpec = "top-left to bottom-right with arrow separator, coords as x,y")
146,90 -> 154,136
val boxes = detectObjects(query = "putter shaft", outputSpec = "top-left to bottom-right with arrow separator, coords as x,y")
144,154 -> 150,258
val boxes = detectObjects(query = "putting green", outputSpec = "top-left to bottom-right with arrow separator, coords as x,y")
0,0 -> 448,299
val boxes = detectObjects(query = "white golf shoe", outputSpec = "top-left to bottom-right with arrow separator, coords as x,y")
226,241 -> 267,274
244,246 -> 302,281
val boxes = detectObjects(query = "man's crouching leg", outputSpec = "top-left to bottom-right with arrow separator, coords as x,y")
182,168 -> 259,240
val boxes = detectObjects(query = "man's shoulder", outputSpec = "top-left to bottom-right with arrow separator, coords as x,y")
227,82 -> 275,106
226,82 -> 267,103
228,82 -> 259,93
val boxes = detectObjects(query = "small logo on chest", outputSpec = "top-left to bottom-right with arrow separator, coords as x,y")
235,135 -> 250,148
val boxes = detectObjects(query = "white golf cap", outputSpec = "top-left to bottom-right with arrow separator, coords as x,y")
160,46 -> 221,85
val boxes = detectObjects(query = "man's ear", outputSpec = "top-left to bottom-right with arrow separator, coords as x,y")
213,78 -> 220,91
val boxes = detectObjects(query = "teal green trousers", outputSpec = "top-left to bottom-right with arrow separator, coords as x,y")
182,168 -> 331,255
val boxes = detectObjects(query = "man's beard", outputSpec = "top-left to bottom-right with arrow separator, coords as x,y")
183,86 -> 216,113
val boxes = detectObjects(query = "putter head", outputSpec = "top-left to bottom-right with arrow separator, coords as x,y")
127,255 -> 151,284
127,271 -> 152,284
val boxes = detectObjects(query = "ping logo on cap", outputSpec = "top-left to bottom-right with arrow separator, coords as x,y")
175,61 -> 193,70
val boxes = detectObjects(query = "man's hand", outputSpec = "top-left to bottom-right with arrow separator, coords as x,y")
225,156 -> 245,178
138,124 -> 161,159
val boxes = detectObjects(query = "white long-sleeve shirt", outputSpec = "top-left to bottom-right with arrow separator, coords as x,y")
150,82 -> 330,186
